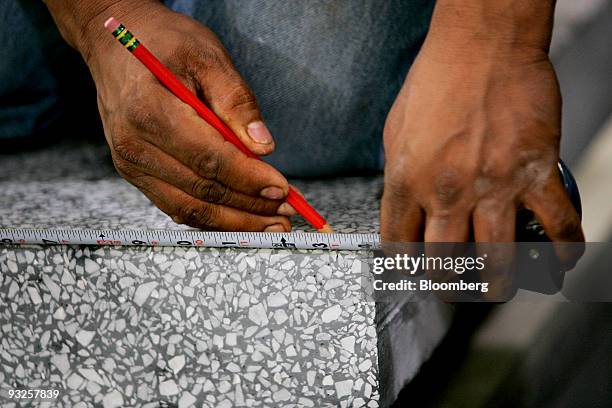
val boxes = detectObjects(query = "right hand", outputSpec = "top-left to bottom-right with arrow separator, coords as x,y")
69,2 -> 295,231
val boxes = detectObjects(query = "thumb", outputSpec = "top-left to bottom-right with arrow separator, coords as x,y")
199,65 -> 275,156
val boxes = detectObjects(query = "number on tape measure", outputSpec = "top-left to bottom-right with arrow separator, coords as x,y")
0,229 -> 379,250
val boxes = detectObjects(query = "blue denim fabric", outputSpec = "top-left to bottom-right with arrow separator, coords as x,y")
0,0 -> 62,142
0,0 -> 434,176
0,0 -> 95,149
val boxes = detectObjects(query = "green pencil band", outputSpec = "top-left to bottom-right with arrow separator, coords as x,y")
110,24 -> 140,52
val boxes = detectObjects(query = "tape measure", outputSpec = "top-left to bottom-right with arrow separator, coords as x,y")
0,229 -> 379,251
0,162 -> 580,254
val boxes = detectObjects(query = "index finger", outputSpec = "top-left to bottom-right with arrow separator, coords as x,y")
128,88 -> 289,199
523,176 -> 585,271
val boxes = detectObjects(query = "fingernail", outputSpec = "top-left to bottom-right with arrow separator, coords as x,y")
277,202 -> 297,216
247,121 -> 273,144
264,223 -> 286,232
260,186 -> 285,200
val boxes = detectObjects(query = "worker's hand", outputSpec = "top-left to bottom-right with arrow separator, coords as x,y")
46,0 -> 294,231
381,12 -> 585,284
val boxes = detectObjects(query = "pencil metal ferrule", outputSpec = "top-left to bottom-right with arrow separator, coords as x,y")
111,24 -> 140,52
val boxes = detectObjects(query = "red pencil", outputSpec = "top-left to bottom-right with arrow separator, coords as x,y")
104,17 -> 332,233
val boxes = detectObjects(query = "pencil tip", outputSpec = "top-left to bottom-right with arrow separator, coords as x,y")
318,224 -> 334,234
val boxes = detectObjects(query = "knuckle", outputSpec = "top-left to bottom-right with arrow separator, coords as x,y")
515,148 -> 551,168
112,134 -> 144,166
246,197 -> 278,216
198,179 -> 232,205
382,183 -> 411,205
183,43 -> 231,74
478,155 -> 514,182
111,156 -> 151,189
433,169 -> 464,207
218,84 -> 258,114
192,150 -> 222,179
479,163 -> 505,180
384,166 -> 415,199
197,46 -> 226,67
124,100 -> 160,134
191,178 -> 215,199
214,184 -> 233,205
176,201 -> 219,229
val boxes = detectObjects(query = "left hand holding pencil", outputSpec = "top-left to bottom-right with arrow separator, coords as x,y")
45,0 -> 297,231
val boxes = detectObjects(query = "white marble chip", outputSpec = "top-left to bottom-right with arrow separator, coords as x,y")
0,144 -> 451,407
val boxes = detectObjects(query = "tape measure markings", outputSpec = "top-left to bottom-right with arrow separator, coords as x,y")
0,228 -> 380,251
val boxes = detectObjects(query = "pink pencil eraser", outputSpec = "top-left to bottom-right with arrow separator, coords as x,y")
104,17 -> 120,32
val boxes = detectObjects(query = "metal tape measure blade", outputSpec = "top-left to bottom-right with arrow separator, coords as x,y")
0,228 -> 380,251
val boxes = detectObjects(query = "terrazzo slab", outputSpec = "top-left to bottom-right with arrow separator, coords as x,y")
0,245 -> 379,407
0,141 -> 452,407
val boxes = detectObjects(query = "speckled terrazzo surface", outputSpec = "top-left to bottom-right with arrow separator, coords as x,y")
0,140 -> 452,407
